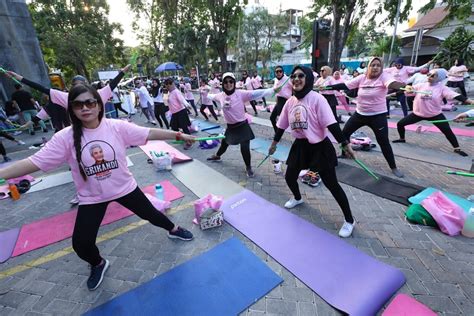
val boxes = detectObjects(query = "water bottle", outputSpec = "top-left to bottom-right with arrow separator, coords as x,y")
155,184 -> 164,201
461,207 -> 474,238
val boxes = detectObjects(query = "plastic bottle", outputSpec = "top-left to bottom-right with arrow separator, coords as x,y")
155,183 -> 164,201
8,183 -> 20,200
461,207 -> 474,238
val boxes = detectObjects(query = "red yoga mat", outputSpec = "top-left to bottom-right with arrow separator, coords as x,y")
140,140 -> 192,163
11,181 -> 183,257
382,294 -> 436,316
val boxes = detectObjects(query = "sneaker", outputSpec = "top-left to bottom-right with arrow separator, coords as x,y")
308,172 -> 322,187
30,131 -> 35,136
16,140 -> 25,145
391,168 -> 404,178
168,226 -> 194,241
338,221 -> 355,238
246,167 -> 255,178
183,143 -> 192,150
70,195 -> 80,205
207,155 -> 221,162
2,156 -> 11,163
284,198 -> 303,209
392,139 -> 406,143
454,149 -> 468,157
273,161 -> 282,174
301,172 -> 312,184
12,131 -> 22,136
151,121 -> 157,126
87,259 -> 110,291
42,128 -> 49,133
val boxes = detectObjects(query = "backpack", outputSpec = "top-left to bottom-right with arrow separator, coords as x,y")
405,204 -> 438,227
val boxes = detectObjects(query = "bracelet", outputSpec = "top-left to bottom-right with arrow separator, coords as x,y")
175,132 -> 182,141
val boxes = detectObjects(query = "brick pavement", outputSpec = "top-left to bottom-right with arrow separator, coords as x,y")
0,107 -> 473,315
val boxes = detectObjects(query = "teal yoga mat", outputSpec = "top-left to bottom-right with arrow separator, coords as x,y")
408,187 -> 473,213
251,138 -> 290,162
84,238 -> 282,316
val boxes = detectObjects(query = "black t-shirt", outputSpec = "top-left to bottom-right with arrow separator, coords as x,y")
5,101 -> 19,116
11,90 -> 35,111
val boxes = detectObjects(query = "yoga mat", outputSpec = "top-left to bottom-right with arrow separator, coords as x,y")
251,138 -> 290,162
85,238 -> 282,316
10,181 -> 183,257
336,162 -> 423,206
409,187 -> 473,214
382,294 -> 436,316
0,228 -> 20,263
222,190 -> 406,315
387,121 -> 474,138
192,118 -> 221,131
139,140 -> 192,163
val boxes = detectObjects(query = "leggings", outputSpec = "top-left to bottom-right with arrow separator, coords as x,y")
322,94 -> 339,121
216,139 -> 251,168
0,141 -> 5,156
72,187 -> 175,266
200,104 -> 218,121
256,87 -> 267,107
22,110 -> 47,132
141,106 -> 156,122
114,102 -> 129,117
343,112 -> 397,169
285,165 -> 353,223
270,96 -> 287,133
397,113 -> 459,148
154,102 -> 169,129
386,93 -> 408,117
187,99 -> 198,116
249,100 -> 258,114
406,96 -> 415,111
447,80 -> 467,98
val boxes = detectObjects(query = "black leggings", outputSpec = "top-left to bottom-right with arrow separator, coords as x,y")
447,80 -> 467,98
397,113 -> 459,148
386,93 -> 408,116
216,139 -> 251,168
0,141 -> 5,156
270,97 -> 287,133
72,187 -> 175,266
322,94 -> 339,121
285,165 -> 353,223
200,104 -> 218,121
187,99 -> 198,116
154,102 -> 169,129
343,112 -> 397,169
249,100 -> 258,114
114,102 -> 129,117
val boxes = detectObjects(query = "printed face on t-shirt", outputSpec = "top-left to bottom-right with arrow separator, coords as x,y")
289,105 -> 308,130
81,140 -> 119,180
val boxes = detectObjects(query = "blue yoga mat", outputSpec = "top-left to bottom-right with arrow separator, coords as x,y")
193,119 -> 221,132
251,138 -> 290,162
409,187 -> 473,213
85,238 -> 282,316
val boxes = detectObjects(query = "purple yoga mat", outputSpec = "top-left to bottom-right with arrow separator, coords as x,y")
222,190 -> 405,316
0,228 -> 20,263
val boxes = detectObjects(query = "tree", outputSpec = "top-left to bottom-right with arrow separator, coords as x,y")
433,27 -> 474,68
419,0 -> 472,23
370,35 -> 401,60
28,0 -> 125,81
346,20 -> 384,57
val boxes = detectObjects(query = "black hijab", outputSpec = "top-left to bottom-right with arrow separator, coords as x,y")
222,74 -> 236,96
292,65 -> 314,100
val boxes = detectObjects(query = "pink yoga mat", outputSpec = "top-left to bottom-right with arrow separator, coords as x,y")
11,181 -> 183,257
140,140 -> 193,163
382,294 -> 436,316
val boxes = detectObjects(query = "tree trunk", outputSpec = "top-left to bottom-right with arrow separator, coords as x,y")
218,48 -> 228,72
328,0 -> 357,70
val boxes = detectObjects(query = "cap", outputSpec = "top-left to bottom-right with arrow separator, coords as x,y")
222,72 -> 235,81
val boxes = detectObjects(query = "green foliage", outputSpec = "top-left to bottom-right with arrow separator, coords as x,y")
370,0 -> 413,26
433,27 -> 474,68
370,35 -> 401,57
28,0 -> 125,82
346,20 -> 384,57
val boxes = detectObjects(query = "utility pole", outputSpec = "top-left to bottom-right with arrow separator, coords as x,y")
388,0 -> 401,65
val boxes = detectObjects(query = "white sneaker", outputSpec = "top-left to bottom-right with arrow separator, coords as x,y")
16,140 -> 25,145
284,198 -> 303,209
273,162 -> 282,174
70,195 -> 80,205
338,221 -> 355,238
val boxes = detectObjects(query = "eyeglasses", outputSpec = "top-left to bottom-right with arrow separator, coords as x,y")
320,69 -> 325,72
71,98 -> 98,110
275,70 -> 283,73
223,80 -> 235,84
290,73 -> 305,80
427,73 -> 436,78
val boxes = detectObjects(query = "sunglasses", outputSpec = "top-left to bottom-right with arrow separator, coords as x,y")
275,70 -> 283,73
71,98 -> 98,110
320,69 -> 325,72
290,73 -> 305,80
223,80 -> 235,84
427,73 -> 437,78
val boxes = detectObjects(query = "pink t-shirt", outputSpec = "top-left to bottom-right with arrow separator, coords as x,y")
345,72 -> 395,115
274,75 -> 292,99
209,78 -> 221,94
277,91 -> 336,144
167,89 -> 187,114
200,85 -> 211,105
413,82 -> 460,118
244,77 -> 254,90
332,77 -> 345,96
252,76 -> 262,89
184,83 -> 194,100
29,119 -> 150,205
315,76 -> 337,95
211,90 -> 254,124
51,86 -> 112,108
384,66 -> 419,83
447,65 -> 468,82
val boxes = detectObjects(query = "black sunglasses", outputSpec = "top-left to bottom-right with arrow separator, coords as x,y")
290,73 -> 305,80
223,79 -> 235,84
275,70 -> 283,73
71,98 -> 98,110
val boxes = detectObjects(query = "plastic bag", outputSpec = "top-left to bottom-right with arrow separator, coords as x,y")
144,193 -> 171,213
199,139 -> 220,149
193,194 -> 224,229
151,151 -> 172,171
422,191 -> 466,236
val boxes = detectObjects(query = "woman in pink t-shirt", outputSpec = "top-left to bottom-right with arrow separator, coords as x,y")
206,72 -> 277,177
199,79 -> 219,121
0,84 -> 195,291
164,78 -> 192,139
314,66 -> 342,123
183,78 -> 199,117
332,70 -> 352,115
393,69 -> 473,156
447,58 -> 468,98
270,65 -> 293,133
269,65 -> 357,238
324,57 -> 405,178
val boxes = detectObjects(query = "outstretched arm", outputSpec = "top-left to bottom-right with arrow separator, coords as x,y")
5,71 -> 51,95
0,159 -> 40,181
108,64 -> 131,90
